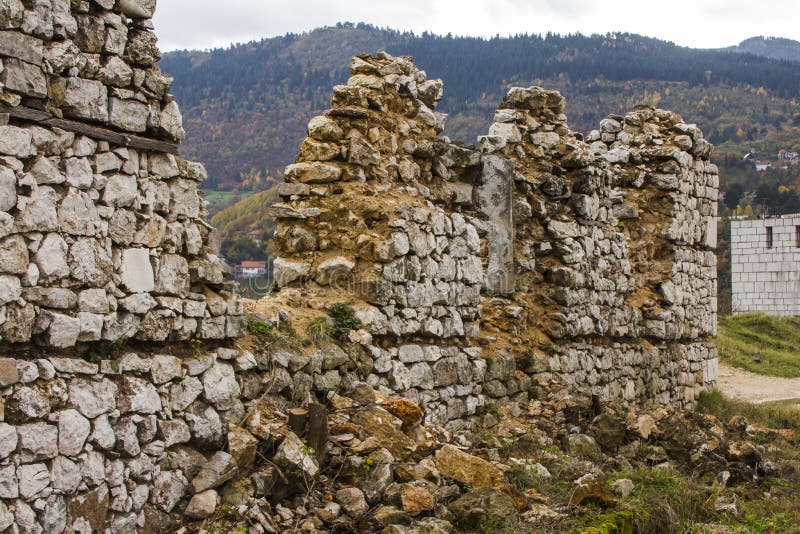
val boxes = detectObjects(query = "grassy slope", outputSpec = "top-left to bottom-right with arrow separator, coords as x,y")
210,186 -> 280,240
718,313 -> 800,378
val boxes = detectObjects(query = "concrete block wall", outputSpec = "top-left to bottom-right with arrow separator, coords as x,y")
731,215 -> 800,316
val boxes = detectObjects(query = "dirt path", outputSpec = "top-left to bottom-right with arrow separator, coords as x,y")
717,362 -> 800,404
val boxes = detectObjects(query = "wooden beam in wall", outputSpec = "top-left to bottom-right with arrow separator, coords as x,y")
0,103 -> 180,155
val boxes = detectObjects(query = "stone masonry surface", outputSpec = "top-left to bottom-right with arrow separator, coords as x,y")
270,51 -> 719,416
731,215 -> 800,316
0,0 -> 245,347
0,0 -> 719,531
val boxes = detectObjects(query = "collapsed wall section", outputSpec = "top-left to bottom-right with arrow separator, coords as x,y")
272,53 -> 718,419
477,90 -> 719,405
271,53 -> 501,427
0,0 -> 244,347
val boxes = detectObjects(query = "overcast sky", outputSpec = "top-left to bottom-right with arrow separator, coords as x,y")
152,0 -> 800,52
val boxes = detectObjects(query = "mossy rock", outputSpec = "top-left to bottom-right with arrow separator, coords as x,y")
450,488 -> 517,530
576,511 -> 635,534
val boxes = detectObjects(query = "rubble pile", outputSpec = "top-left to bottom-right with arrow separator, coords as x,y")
138,333 -> 789,534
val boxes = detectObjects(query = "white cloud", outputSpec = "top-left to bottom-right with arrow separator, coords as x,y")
152,0 -> 800,51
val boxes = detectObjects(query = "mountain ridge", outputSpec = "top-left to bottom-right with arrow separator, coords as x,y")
724,36 -> 800,62
160,25 -> 800,191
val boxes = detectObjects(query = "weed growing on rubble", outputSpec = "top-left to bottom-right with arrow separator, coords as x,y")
307,316 -> 332,345
247,316 -> 277,339
326,303 -> 361,340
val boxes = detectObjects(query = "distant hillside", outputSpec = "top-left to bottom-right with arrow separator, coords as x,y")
725,36 -> 800,62
161,25 -> 800,190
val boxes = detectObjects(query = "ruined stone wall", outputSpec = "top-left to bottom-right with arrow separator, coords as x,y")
731,215 -> 800,316
0,1 -> 253,530
0,6 -> 719,526
477,88 -> 719,405
0,0 -> 244,347
272,52 -> 718,420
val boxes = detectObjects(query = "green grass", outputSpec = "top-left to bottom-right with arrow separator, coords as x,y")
696,389 -> 800,433
202,190 -> 246,218
717,313 -> 800,378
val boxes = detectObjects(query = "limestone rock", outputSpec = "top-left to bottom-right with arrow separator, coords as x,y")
0,275 -> 21,305
0,423 -> 17,459
150,354 -> 182,384
17,422 -> 58,462
57,409 -> 91,456
567,434 -> 604,462
63,77 -> 108,122
58,189 -> 100,235
336,487 -> 369,517
17,463 -> 50,500
285,162 -> 342,184
120,248 -> 155,293
103,174 -> 137,207
381,396 -> 424,430
353,407 -> 417,460
273,257 -> 311,287
568,478 -> 617,507
16,186 -> 59,233
29,156 -> 65,185
109,98 -> 149,133
315,256 -> 355,286
611,478 -> 635,498
35,233 -> 69,282
5,386 -> 49,423
308,115 -> 344,141
0,126 -> 34,158
0,58 -> 46,98
117,376 -> 162,414
400,483 -> 435,516
434,445 -> 504,489
43,313 -> 81,348
159,100 -> 186,142
202,361 -> 240,410
68,238 -> 113,286
450,488 -> 517,530
275,431 -> 319,477
184,401 -> 224,449
185,489 -> 219,520
228,426 -> 258,471
69,378 -> 117,418
158,419 -> 191,447
191,451 -> 238,493
171,376 -> 204,411
154,254 -> 190,296
0,167 -> 16,212
152,470 -> 189,513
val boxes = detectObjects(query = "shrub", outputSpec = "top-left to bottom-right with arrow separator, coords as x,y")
306,317 -> 332,345
247,316 -> 276,339
326,303 -> 361,340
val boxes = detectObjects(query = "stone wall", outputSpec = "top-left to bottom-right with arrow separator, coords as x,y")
0,0 -> 244,347
0,339 -> 356,531
731,215 -> 800,316
477,86 -> 719,406
0,3 -> 720,528
271,52 -> 718,417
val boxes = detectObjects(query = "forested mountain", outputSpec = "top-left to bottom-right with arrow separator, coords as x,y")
160,25 -> 800,191
725,36 -> 800,62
